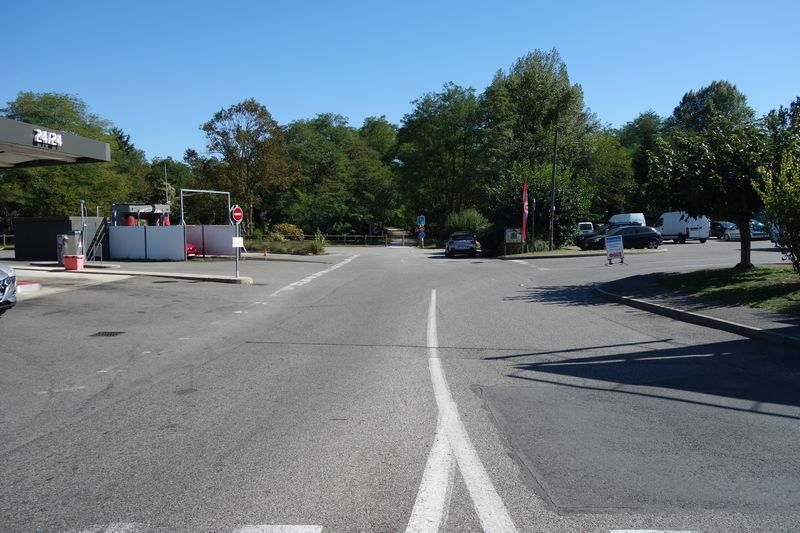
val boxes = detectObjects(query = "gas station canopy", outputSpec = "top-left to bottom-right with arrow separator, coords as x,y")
0,117 -> 110,168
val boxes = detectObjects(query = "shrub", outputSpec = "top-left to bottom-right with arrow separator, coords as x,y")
758,150 -> 800,274
445,209 -> 490,236
272,223 -> 304,241
250,228 -> 264,241
530,238 -> 549,252
267,231 -> 286,242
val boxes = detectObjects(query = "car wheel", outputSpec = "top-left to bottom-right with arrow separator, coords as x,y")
723,234 -> 730,241
699,238 -> 707,243
647,239 -> 659,249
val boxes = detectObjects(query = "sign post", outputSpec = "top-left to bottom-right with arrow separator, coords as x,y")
604,234 -> 624,265
417,215 -> 426,248
230,204 -> 244,278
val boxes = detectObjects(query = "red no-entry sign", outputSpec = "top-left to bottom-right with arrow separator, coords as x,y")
230,205 -> 244,224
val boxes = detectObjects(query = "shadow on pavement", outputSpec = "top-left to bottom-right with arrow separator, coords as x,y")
502,337 -> 800,418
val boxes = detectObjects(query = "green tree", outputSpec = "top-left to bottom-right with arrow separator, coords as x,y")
585,132 -> 634,219
397,83 -> 482,235
283,113 -> 400,233
359,116 -> 398,163
618,111 -> 662,217
758,147 -> 800,274
650,116 -> 765,268
200,98 -> 298,233
479,49 -> 598,245
666,80 -> 754,133
652,82 -> 761,268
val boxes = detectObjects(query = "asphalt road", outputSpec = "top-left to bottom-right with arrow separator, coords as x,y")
2,240 -> 799,532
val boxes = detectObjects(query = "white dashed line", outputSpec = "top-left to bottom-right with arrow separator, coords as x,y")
509,259 -> 527,265
407,289 -> 517,532
35,386 -> 86,395
269,255 -> 359,297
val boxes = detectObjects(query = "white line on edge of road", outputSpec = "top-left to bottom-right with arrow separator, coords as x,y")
268,255 -> 359,297
406,289 -> 517,533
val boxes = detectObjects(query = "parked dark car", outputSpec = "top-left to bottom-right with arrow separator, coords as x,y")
445,232 -> 478,257
580,225 -> 662,250
710,220 -> 735,239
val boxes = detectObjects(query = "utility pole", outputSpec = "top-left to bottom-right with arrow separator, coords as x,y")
548,111 -> 558,251
163,161 -> 169,205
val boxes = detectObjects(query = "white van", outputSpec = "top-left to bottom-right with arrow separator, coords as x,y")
608,213 -> 646,227
656,212 -> 710,243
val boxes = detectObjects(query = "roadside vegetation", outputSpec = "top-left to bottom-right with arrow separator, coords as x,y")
1,49 -> 798,264
661,265 -> 800,315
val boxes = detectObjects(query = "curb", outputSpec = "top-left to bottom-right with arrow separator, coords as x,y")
72,269 -> 254,285
500,249 -> 667,260
594,284 -> 800,349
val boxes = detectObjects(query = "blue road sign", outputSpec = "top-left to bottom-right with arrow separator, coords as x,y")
418,231 -> 426,240
417,215 -> 426,226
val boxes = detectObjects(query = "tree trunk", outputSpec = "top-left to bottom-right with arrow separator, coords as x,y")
736,215 -> 753,270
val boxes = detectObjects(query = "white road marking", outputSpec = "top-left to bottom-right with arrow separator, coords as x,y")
269,255 -> 359,297
407,289 -> 517,533
233,526 -> 323,533
610,530 -> 694,533
16,274 -> 131,301
509,259 -> 527,265
35,386 -> 86,395
71,524 -> 322,533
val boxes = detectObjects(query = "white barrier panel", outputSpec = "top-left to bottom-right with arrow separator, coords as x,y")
145,226 -> 185,260
185,224 -> 235,255
109,226 -> 185,260
109,226 -> 146,259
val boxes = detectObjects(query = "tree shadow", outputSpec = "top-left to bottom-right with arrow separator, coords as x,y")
496,337 -> 800,418
503,284 -> 607,307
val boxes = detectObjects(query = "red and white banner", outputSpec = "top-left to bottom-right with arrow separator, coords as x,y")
522,183 -> 529,241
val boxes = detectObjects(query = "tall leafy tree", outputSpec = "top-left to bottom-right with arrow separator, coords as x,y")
652,82 -> 761,268
618,111 -> 662,216
479,49 -> 598,243
585,132 -> 634,219
283,114 -> 400,233
200,98 -> 298,232
650,116 -> 765,268
666,80 -> 754,133
397,83 -> 482,234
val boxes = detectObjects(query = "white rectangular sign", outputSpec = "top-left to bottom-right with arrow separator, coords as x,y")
232,236 -> 244,248
505,227 -> 523,243
605,234 -> 624,263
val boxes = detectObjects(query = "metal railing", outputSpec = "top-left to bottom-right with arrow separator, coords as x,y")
313,234 -> 388,245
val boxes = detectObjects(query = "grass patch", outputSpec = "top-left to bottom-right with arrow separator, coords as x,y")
245,239 -> 325,255
661,265 -> 800,315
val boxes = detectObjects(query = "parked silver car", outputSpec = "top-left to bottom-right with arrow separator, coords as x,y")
0,263 -> 16,317
721,220 -> 770,241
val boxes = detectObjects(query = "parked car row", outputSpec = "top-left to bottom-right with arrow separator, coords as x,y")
578,224 -> 662,250
577,211 -> 775,251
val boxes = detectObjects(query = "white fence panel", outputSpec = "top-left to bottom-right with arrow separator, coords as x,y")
145,226 -> 185,260
185,224 -> 235,255
109,226 -> 146,259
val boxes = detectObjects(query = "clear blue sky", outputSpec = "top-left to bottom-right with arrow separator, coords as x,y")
4,1 -> 798,160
